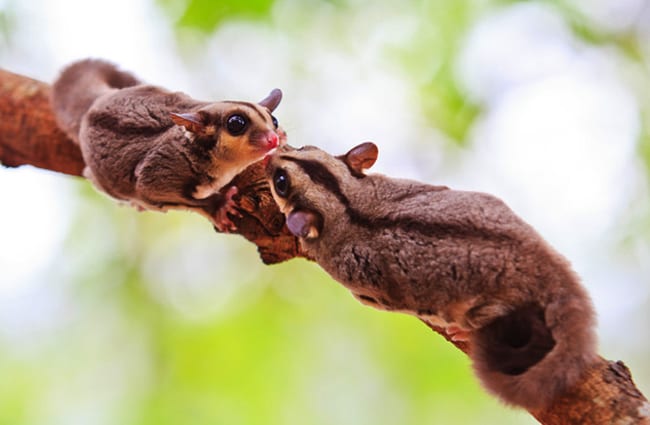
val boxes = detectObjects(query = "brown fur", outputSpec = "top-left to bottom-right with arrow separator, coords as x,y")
265,143 -> 598,410
51,59 -> 284,228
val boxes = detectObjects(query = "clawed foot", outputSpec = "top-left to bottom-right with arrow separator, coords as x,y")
446,325 -> 471,342
214,186 -> 242,233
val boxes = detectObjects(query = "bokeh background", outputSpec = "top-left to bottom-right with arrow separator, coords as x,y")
1,0 -> 649,424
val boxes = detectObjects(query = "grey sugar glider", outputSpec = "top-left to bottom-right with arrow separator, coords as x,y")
265,142 -> 597,410
52,59 -> 285,231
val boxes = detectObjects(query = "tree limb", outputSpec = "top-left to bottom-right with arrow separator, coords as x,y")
1,67 -> 648,424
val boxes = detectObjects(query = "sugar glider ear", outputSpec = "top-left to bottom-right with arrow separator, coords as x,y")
170,112 -> 205,134
286,209 -> 323,239
341,142 -> 378,176
258,88 -> 282,112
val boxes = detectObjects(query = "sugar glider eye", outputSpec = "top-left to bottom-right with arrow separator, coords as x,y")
271,115 -> 279,129
226,114 -> 248,136
273,169 -> 290,198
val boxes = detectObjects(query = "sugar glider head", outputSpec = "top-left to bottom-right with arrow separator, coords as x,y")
265,142 -> 378,240
170,89 -> 286,173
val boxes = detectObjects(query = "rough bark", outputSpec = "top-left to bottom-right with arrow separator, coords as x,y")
1,67 -> 648,425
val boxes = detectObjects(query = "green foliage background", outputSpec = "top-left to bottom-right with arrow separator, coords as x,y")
1,0 -> 649,424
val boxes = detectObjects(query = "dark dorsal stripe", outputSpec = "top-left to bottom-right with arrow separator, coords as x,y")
224,101 -> 267,123
282,157 -> 351,208
281,156 -> 514,243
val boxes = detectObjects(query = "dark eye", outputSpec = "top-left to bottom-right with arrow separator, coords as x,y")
273,169 -> 290,198
226,114 -> 248,136
271,115 -> 279,129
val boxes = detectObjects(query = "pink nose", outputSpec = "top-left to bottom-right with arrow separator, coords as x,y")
266,132 -> 279,149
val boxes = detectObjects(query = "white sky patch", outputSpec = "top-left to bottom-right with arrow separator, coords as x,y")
569,0 -> 650,33
468,66 -> 638,241
1,0 -> 190,88
456,3 -> 578,103
0,168 -> 70,292
455,2 -> 640,243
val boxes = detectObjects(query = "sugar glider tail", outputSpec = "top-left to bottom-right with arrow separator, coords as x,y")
471,291 -> 598,410
51,59 -> 140,142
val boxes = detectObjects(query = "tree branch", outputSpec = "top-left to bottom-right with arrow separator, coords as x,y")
1,67 -> 647,424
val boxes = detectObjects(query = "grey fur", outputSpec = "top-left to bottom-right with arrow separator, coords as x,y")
51,59 -> 284,228
266,143 -> 598,410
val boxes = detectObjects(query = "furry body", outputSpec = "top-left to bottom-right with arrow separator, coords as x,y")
52,59 -> 284,228
266,143 -> 598,409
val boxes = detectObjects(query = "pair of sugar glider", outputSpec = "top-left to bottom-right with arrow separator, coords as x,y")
51,59 -> 598,410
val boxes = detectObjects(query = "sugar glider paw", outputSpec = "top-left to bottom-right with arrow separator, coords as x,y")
447,325 -> 471,342
213,186 -> 242,233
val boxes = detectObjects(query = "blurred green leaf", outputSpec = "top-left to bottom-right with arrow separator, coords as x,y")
159,0 -> 276,32
0,8 -> 14,49
420,78 -> 481,143
639,125 -> 650,182
390,0 -> 494,144
549,0 -> 646,61
0,358 -> 35,425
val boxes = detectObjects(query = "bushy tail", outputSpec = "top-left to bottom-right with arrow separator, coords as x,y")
51,59 -> 140,142
471,294 -> 597,410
